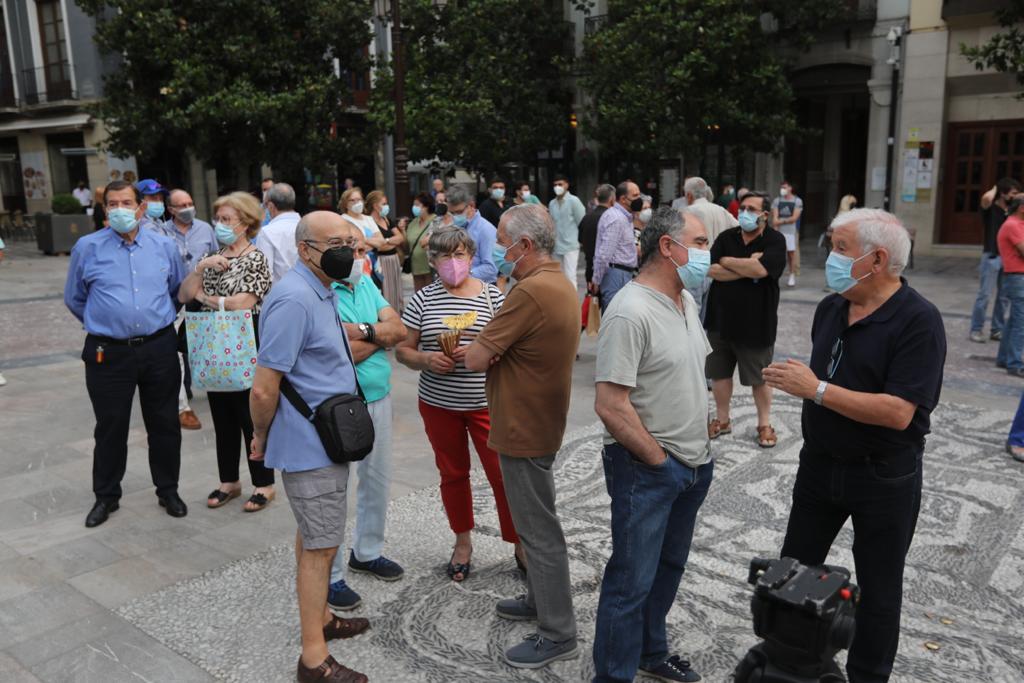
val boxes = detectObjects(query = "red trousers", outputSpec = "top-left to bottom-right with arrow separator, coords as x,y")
418,400 -> 519,543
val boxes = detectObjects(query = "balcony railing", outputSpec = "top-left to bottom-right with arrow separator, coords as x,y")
20,62 -> 76,105
584,14 -> 608,37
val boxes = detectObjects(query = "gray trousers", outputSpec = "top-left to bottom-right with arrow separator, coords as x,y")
499,453 -> 576,642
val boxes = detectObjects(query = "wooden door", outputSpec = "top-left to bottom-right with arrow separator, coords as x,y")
941,120 -> 1024,244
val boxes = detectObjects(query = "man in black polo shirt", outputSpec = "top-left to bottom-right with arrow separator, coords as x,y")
970,178 -> 1020,343
763,208 -> 946,683
704,191 -> 787,448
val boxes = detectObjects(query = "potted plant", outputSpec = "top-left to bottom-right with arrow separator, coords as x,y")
36,193 -> 88,254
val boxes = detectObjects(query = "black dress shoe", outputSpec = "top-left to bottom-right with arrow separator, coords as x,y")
158,492 -> 188,518
85,500 -> 119,528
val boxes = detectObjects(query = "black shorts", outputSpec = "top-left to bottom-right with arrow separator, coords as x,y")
705,330 -> 774,386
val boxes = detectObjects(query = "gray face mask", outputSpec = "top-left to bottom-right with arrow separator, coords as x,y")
175,207 -> 196,223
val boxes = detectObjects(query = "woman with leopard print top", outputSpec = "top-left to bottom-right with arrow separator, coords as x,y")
178,191 -> 275,513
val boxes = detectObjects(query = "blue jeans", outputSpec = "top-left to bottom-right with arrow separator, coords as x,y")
997,274 -> 1024,371
330,394 -> 393,582
1009,392 -> 1024,447
592,444 -> 714,682
970,253 -> 1007,334
599,267 -> 633,313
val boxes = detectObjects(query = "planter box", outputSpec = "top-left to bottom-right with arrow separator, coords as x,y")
35,213 -> 89,254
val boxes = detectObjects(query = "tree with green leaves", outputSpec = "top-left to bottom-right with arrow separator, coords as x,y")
579,0 -> 848,163
368,0 -> 574,176
76,0 -> 373,185
961,0 -> 1024,96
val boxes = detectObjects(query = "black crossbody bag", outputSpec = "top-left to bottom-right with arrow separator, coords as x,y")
278,333 -> 375,463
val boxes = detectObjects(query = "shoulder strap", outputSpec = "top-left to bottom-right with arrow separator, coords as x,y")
278,318 -> 367,423
483,282 -> 495,317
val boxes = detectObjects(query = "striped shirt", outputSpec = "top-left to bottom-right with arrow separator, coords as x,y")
401,280 -> 503,410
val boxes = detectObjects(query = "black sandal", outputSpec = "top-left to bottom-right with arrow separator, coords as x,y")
206,488 -> 240,509
243,490 -> 275,513
446,550 -> 471,582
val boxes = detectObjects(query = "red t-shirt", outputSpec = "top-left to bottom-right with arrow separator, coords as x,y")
998,214 -> 1024,273
728,199 -> 739,218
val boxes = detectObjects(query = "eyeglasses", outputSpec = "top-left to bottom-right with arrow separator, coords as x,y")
304,238 -> 353,249
739,207 -> 762,215
827,337 -> 843,379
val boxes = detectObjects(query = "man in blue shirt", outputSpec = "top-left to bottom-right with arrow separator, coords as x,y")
325,223 -> 408,611
64,179 -> 188,528
445,184 -> 497,283
250,211 -> 370,683
157,187 -> 219,431
135,178 -> 168,233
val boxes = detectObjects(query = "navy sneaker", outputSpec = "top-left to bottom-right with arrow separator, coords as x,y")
327,579 -> 362,611
348,551 -> 404,581
639,655 -> 702,682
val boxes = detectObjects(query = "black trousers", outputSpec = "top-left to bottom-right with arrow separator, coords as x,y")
207,389 -> 274,487
83,329 -> 181,502
780,448 -> 923,683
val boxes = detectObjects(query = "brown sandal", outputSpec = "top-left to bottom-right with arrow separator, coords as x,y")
323,614 -> 370,641
757,425 -> 777,448
206,487 -> 240,508
708,418 -> 732,439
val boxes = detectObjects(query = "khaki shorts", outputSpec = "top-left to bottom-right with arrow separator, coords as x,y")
281,463 -> 349,550
705,330 -> 774,387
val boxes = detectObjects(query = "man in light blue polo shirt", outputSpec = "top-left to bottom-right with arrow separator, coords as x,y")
445,184 -> 497,283
250,211 -> 370,683
326,223 -> 408,611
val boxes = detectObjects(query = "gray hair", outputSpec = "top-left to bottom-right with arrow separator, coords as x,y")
504,204 -> 555,255
445,184 -> 474,208
684,176 -> 708,199
639,207 -> 686,267
427,224 -> 477,261
829,208 -> 912,275
294,214 -> 313,246
703,186 -> 714,201
267,182 -> 295,211
595,183 -> 615,204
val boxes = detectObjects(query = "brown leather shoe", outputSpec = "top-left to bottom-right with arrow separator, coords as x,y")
179,409 -> 202,430
708,418 -> 731,439
323,614 -> 370,641
297,655 -> 367,683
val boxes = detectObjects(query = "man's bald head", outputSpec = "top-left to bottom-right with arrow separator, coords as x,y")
295,210 -> 346,246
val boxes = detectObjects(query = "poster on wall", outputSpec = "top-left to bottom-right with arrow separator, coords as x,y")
106,156 -> 139,186
20,151 -> 48,200
901,144 -> 919,203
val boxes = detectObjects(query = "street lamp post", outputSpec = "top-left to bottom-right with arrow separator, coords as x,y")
390,0 -> 411,217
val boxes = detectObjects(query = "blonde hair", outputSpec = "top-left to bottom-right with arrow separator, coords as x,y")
338,187 -> 364,214
213,191 -> 263,239
837,194 -> 857,214
364,190 -> 387,215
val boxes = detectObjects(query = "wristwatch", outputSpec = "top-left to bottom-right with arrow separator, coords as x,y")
358,323 -> 372,340
814,380 -> 828,406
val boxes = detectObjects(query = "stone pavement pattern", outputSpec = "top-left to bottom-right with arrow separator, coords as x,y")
0,240 -> 1022,682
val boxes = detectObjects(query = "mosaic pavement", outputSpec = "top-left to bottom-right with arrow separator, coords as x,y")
117,395 -> 1024,682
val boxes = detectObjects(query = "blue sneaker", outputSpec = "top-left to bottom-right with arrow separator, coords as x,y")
639,654 -> 702,682
327,579 -> 362,611
348,551 -> 404,581
504,633 -> 578,669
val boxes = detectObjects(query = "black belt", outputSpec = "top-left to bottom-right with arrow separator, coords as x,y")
88,324 -> 174,347
610,263 -> 637,274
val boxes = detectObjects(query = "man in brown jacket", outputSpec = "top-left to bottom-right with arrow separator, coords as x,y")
466,204 -> 581,669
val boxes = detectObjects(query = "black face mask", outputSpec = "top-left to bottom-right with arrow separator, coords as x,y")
306,243 -> 354,281
629,197 -> 644,213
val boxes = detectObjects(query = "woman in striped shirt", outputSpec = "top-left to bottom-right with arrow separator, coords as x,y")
397,226 -> 522,582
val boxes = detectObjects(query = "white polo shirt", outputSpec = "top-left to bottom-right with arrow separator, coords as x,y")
256,210 -> 301,282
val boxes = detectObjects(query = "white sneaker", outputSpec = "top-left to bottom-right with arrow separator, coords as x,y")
0,372 -> 7,387
787,273 -> 796,287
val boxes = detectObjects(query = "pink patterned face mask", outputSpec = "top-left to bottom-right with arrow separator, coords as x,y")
437,256 -> 470,286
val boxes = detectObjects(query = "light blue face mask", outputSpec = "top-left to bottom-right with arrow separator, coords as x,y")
214,222 -> 239,246
825,249 -> 875,293
145,201 -> 165,219
452,213 -> 468,229
738,210 -> 761,232
493,242 -> 523,277
669,239 -> 711,290
108,207 -> 138,234
412,205 -> 422,217
380,204 -> 390,218
491,188 -> 505,200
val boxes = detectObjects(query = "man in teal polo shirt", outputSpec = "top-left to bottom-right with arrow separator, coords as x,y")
327,223 -> 408,612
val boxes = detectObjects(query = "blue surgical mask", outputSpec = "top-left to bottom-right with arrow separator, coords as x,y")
670,240 -> 711,290
215,222 -> 239,245
412,205 -> 422,218
493,242 -> 523,277
825,250 -> 875,293
108,207 -> 138,234
145,201 -> 165,219
491,188 -> 505,200
738,210 -> 761,232
380,204 -> 390,218
452,213 -> 468,228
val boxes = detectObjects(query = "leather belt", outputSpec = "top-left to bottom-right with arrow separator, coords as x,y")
88,324 -> 174,347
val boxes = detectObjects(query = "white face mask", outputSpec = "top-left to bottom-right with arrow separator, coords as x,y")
780,187 -> 789,197
638,208 -> 653,224
351,201 -> 365,214
553,185 -> 566,197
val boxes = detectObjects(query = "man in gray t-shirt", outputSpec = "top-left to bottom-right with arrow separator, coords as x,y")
591,207 -> 715,683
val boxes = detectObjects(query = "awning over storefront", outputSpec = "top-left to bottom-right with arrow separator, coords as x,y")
0,113 -> 92,134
